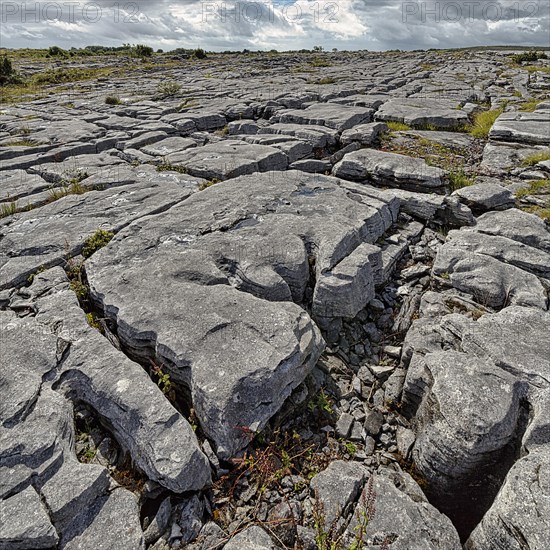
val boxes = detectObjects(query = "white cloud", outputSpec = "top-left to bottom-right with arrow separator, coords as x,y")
0,0 -> 548,50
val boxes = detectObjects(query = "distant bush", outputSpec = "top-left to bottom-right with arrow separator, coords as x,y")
511,50 -> 547,64
192,48 -> 207,59
0,55 -> 21,86
105,95 -> 121,105
48,46 -> 67,57
133,44 -> 154,58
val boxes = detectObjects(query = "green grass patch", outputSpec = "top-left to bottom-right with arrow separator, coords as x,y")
3,138 -> 35,147
524,66 -> 550,74
0,201 -> 17,218
156,162 -> 188,174
469,109 -> 503,138
309,57 -> 331,67
522,151 -> 550,166
518,98 -> 545,112
448,169 -> 475,191
82,229 -> 114,258
198,178 -> 221,191
523,201 -> 550,221
386,121 -> 412,132
105,95 -> 121,105
516,180 -> 550,198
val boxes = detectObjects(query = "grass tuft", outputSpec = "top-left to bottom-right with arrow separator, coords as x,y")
386,121 -> 412,132
521,151 -> 550,167
469,109 -> 503,138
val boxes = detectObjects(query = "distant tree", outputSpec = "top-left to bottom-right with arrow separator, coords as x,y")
192,48 -> 207,59
48,46 -> 67,57
0,55 -> 21,86
332,48 -> 338,53
133,44 -> 154,58
157,49 -> 164,54
313,45 -> 324,52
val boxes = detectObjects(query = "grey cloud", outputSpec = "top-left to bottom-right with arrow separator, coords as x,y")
0,0 -> 547,50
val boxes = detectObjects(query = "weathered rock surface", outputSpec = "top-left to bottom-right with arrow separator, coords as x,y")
86,171 -> 402,456
2,48 -> 550,550
489,111 -> 550,145
0,172 -> 196,289
375,98 -> 469,130
432,209 -> 550,308
163,140 -> 288,180
333,148 -> 446,191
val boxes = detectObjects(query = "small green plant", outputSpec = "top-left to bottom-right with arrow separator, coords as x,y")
448,169 -> 475,191
469,108 -> 503,138
66,258 -> 88,301
0,201 -> 17,218
86,312 -> 102,330
386,121 -> 412,132
344,441 -> 357,456
309,57 -> 331,67
515,179 -> 550,198
198,178 -> 221,191
82,229 -> 114,258
440,271 -> 451,280
518,98 -> 545,112
151,363 -> 172,395
105,95 -> 121,105
156,81 -> 182,98
522,151 -> 550,167
156,162 -> 188,174
308,388 -> 334,415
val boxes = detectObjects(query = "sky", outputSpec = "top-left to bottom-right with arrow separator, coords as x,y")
0,0 -> 549,52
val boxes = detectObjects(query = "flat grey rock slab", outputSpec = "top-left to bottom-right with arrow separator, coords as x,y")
389,188 -> 474,226
375,98 -> 469,129
275,103 -> 373,131
0,176 -> 192,290
179,111 -> 227,131
402,129 -> 476,150
344,470 -> 461,549
116,130 -> 169,151
0,170 -> 50,202
235,134 -> 313,163
328,94 -> 389,109
223,526 -> 276,550
489,111 -> 550,145
141,136 -> 197,156
0,485 -> 58,550
28,152 -> 126,183
481,140 -> 548,175
258,123 -> 338,148
453,182 -> 514,211
1,117 -> 104,147
164,140 -> 288,180
19,268 -> 211,492
432,209 -> 550,308
333,148 -> 446,191
340,122 -> 388,146
402,306 -> 550,542
310,460 -> 366,530
86,171 -> 399,457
